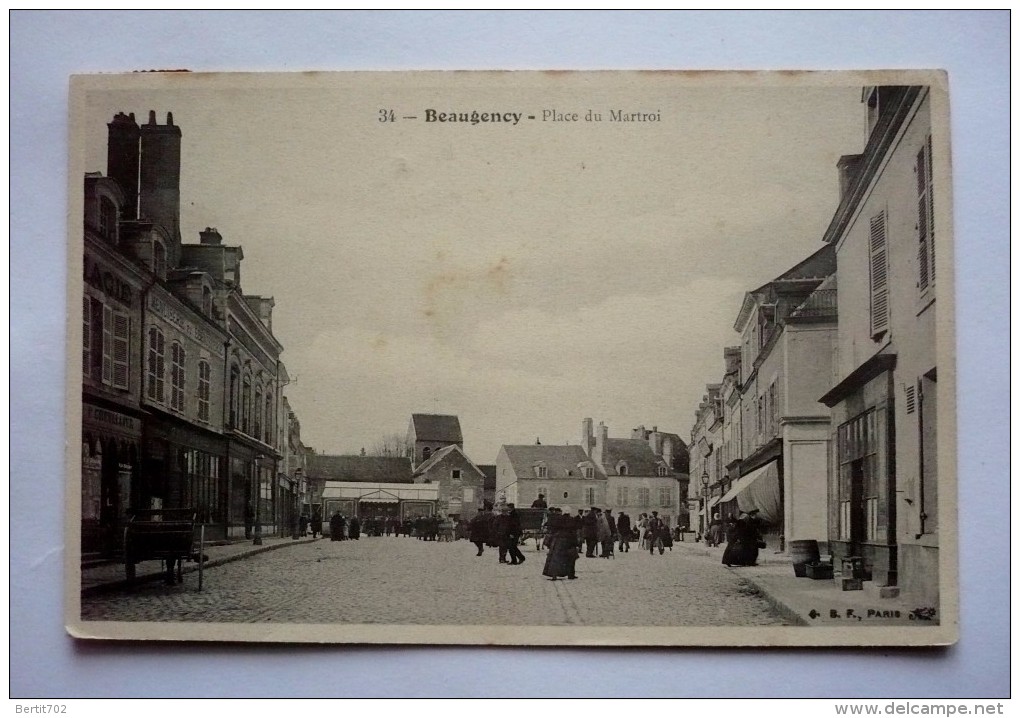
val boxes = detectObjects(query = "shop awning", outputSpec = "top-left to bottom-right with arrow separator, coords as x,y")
358,495 -> 399,504
718,461 -> 781,524
697,495 -> 721,517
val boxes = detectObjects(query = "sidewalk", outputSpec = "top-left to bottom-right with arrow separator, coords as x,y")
674,541 -> 940,627
81,535 -> 318,597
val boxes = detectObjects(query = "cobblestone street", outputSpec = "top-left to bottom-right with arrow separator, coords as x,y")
81,537 -> 788,626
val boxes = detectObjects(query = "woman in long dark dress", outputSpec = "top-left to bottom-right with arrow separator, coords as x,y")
542,508 -> 579,580
721,511 -> 762,566
348,515 -> 361,540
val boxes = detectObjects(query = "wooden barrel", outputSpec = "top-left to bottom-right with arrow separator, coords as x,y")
789,539 -> 820,577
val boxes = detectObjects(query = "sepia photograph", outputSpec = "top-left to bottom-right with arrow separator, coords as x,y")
66,70 -> 956,646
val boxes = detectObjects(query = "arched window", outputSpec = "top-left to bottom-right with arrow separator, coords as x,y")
146,327 -> 165,403
657,466 -> 668,477
242,374 -> 251,434
264,392 -> 273,445
152,240 -> 167,279
229,365 -> 240,428
170,342 -> 186,412
254,384 -> 263,439
618,463 -> 628,476
99,196 -> 118,243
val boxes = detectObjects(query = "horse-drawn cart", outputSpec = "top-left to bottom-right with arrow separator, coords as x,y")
517,507 -> 548,550
123,508 -> 205,590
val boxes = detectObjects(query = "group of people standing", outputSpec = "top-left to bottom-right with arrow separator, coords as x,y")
704,509 -> 765,567
326,512 -> 361,541
467,503 -> 527,565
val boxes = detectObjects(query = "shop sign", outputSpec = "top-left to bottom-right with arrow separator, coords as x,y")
83,404 -> 142,436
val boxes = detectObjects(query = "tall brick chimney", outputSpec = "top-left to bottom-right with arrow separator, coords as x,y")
581,418 -> 594,457
139,111 -> 182,250
595,422 -> 608,467
107,112 -> 140,219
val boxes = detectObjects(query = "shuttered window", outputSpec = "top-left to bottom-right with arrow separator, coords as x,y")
916,135 -> 935,292
147,327 -> 165,403
197,360 -> 211,422
82,297 -> 91,376
170,342 -> 186,412
102,305 -> 114,385
111,311 -> 129,389
869,210 -> 889,337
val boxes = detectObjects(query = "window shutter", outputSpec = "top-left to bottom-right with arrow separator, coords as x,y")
916,147 -> 930,291
112,312 -> 129,389
82,297 -> 91,376
927,135 -> 935,284
869,211 -> 889,336
102,305 -> 114,384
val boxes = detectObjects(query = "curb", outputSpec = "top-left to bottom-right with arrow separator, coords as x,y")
81,537 -> 318,598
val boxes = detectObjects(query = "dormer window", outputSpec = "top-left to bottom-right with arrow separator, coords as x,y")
535,465 -> 547,479
617,463 -> 628,476
584,466 -> 594,479
152,240 -> 167,280
98,196 -> 118,243
657,466 -> 668,477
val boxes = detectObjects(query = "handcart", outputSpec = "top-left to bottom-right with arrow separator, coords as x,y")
122,508 -> 205,590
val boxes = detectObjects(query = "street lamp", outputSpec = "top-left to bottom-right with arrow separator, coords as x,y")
701,469 -> 710,539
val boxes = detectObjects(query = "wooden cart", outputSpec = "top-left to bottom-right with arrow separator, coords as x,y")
123,508 -> 205,590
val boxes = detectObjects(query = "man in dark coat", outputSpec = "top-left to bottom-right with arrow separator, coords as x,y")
348,515 -> 361,540
494,508 -> 513,563
468,507 -> 490,556
617,511 -> 632,553
531,494 -> 548,509
329,511 -> 344,541
582,507 -> 599,557
505,503 -> 526,566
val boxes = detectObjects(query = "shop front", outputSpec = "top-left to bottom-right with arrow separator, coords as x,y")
81,401 -> 143,557
320,483 -> 438,523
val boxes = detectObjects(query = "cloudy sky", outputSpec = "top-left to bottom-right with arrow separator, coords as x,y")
80,73 -> 864,463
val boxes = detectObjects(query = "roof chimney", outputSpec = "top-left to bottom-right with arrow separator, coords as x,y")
200,227 -> 223,245
106,112 -> 140,220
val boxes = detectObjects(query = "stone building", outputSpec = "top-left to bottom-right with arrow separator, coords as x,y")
81,110 -> 294,549
819,85 -> 942,605
495,443 -> 607,510
581,419 -> 686,528
406,413 -> 463,468
411,445 -> 486,520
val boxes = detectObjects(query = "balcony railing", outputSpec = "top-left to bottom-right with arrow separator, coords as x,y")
791,288 -> 837,318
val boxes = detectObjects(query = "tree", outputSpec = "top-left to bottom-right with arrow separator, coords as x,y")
368,433 -> 411,458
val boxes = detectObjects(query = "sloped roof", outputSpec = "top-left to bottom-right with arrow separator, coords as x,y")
410,414 -> 463,443
412,444 -> 485,478
306,455 -> 413,483
501,444 -> 607,481
602,438 -> 671,477
478,464 -> 497,492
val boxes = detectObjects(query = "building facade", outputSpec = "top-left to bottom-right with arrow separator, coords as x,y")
582,419 -> 686,528
495,444 -> 608,510
411,444 -> 486,520
727,245 -> 837,550
81,110 -> 296,552
819,86 -> 942,605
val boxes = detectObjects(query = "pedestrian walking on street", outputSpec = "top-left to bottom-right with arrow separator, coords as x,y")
707,512 -> 724,547
582,507 -> 599,557
542,507 -> 579,581
722,510 -> 764,567
468,506 -> 490,556
329,511 -> 345,541
494,506 -> 513,563
617,511 -> 632,553
310,512 -> 323,539
299,514 -> 309,538
597,508 -> 613,558
348,515 -> 361,540
648,511 -> 665,555
637,513 -> 649,551
506,504 -> 526,566
604,509 -> 618,558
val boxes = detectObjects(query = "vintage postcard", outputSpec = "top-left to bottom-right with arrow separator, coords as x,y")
66,70 -> 957,646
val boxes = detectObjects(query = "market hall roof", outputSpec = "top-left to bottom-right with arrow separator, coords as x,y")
409,414 -> 464,443
305,455 -> 413,483
500,444 -> 607,481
